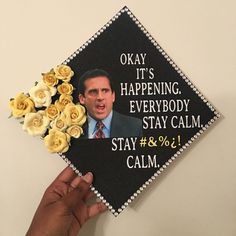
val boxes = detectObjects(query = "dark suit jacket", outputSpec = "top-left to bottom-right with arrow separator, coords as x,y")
82,111 -> 142,138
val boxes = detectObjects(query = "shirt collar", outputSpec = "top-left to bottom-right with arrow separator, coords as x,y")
88,110 -> 113,134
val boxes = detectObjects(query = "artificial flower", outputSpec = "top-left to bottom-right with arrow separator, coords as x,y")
63,103 -> 86,125
22,111 -> 50,136
44,129 -> 71,153
9,93 -> 35,118
55,94 -> 73,111
42,70 -> 58,87
54,65 -> 74,82
50,113 -> 68,131
66,125 -> 83,138
29,83 -> 55,108
57,82 -> 74,95
45,104 -> 60,120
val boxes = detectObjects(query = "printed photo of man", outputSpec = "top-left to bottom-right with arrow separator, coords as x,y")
78,69 -> 142,139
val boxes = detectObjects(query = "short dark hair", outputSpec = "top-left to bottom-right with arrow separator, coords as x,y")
78,69 -> 114,95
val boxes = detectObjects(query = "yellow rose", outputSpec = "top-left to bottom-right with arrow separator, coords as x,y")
22,111 -> 50,136
55,94 -> 73,111
44,129 -> 71,153
57,82 -> 74,95
9,93 -> 35,118
63,103 -> 86,125
66,125 -> 83,138
29,83 -> 55,108
50,113 -> 68,131
45,104 -> 60,120
42,70 -> 58,87
54,65 -> 74,82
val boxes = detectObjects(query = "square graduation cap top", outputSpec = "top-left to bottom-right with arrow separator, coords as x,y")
60,6 -> 220,216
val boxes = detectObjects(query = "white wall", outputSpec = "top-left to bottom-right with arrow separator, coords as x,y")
1,0 -> 235,235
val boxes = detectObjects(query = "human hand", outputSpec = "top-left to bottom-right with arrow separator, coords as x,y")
26,167 -> 107,236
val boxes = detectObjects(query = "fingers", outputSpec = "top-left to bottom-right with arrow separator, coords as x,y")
63,172 -> 93,209
88,202 -> 107,218
55,166 -> 77,184
70,172 -> 93,189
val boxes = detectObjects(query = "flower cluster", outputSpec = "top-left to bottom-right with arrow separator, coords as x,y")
9,65 -> 86,153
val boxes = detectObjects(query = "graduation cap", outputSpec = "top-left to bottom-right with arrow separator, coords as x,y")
47,6 -> 220,215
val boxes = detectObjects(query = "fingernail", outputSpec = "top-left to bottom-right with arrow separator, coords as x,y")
83,172 -> 93,183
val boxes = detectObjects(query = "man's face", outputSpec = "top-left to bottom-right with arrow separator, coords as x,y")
79,76 -> 115,120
